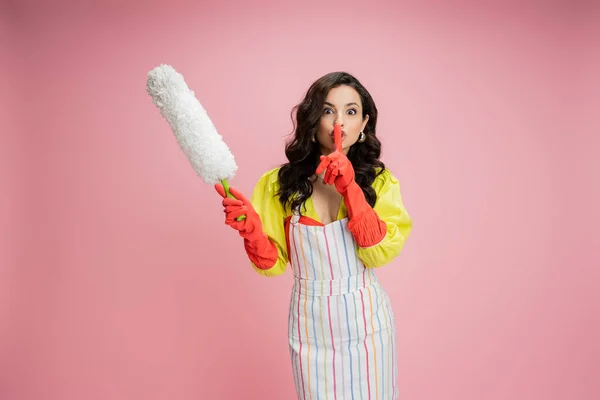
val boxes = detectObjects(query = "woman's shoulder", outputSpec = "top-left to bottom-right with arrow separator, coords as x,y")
372,167 -> 399,189
254,166 -> 282,193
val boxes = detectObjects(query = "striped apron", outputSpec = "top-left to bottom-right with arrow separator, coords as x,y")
287,213 -> 399,399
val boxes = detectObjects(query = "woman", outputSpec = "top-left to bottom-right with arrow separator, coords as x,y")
215,72 -> 412,399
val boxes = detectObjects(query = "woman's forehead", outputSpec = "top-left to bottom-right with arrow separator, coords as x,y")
325,86 -> 362,105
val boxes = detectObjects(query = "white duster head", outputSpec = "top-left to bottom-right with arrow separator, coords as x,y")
146,64 -> 237,185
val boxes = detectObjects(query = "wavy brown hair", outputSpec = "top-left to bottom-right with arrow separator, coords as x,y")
277,72 -> 385,212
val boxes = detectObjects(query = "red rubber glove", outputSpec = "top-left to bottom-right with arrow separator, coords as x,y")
215,183 -> 278,269
316,151 -> 387,247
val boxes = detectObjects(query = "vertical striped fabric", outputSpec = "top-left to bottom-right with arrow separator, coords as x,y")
287,216 -> 398,400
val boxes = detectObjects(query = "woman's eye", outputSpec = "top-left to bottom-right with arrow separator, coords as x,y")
347,109 -> 357,115
323,108 -> 333,114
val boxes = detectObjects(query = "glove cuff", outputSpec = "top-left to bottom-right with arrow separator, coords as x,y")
244,236 -> 278,270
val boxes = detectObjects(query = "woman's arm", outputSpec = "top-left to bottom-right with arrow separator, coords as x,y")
215,168 -> 289,276
354,170 -> 412,268
247,169 -> 289,276
316,151 -> 412,268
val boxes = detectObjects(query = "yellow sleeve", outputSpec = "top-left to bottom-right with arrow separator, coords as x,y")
248,168 -> 289,276
356,169 -> 413,268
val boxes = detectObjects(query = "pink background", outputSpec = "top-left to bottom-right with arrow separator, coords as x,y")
2,0 -> 599,399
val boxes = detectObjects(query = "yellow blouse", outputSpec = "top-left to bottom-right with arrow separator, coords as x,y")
248,167 -> 413,276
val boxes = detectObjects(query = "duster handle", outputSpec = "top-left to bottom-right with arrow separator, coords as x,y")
221,179 -> 246,221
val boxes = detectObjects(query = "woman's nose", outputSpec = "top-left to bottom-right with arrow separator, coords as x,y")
335,113 -> 345,127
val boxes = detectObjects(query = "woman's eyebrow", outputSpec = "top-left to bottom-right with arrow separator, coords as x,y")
324,101 -> 360,108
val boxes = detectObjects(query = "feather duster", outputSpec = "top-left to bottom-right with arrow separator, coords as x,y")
146,64 -> 242,217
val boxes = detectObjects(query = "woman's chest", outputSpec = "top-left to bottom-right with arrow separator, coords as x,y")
307,181 -> 345,225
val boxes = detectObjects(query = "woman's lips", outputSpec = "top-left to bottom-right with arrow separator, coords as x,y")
330,131 -> 346,139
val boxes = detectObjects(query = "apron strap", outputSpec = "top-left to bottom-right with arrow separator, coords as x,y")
290,204 -> 302,225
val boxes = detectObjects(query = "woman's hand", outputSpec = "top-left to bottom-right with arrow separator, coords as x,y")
315,151 -> 355,195
315,141 -> 388,248
214,184 -> 261,236
214,183 -> 279,269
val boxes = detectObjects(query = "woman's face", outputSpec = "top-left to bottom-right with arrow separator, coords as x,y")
316,85 -> 369,155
